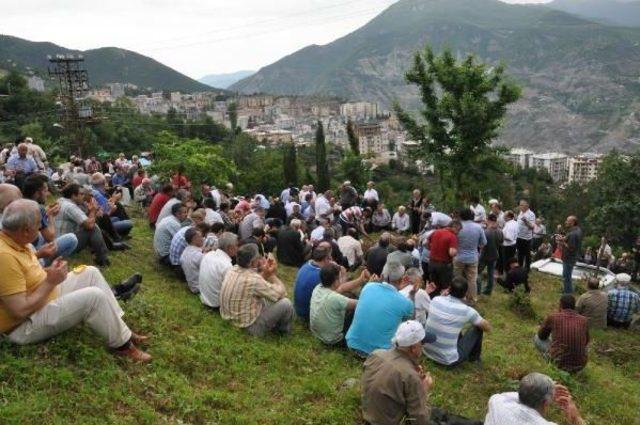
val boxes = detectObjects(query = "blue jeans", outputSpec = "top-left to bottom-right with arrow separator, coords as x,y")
451,326 -> 484,366
110,217 -> 133,236
562,261 -> 574,294
478,260 -> 497,295
37,233 -> 79,266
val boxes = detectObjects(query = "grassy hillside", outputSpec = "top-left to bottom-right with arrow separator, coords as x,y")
0,218 -> 637,424
0,35 -> 213,92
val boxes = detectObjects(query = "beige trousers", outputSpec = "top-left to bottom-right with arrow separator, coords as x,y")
453,260 -> 479,305
7,266 -> 132,348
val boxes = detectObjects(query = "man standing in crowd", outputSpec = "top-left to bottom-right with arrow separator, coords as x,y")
535,295 -> 589,373
479,213 -> 503,295
0,200 -> 151,362
219,245 -> 294,337
408,189 -> 423,235
363,181 -> 379,209
500,211 -> 518,275
607,273 -> 640,328
469,196 -> 486,224
361,320 -> 434,425
427,220 -> 460,296
559,215 -> 582,294
453,208 -> 486,305
576,277 -> 608,329
516,200 -> 536,271
485,373 -> 586,425
423,277 -> 491,367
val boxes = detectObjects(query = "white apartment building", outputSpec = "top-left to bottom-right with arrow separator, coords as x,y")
504,148 -> 534,169
532,153 -> 569,182
340,102 -> 379,121
568,153 -> 604,184
355,122 -> 384,156
27,76 -> 45,92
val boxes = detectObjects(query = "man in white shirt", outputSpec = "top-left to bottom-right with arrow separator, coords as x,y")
399,268 -> 432,330
516,200 -> 536,271
203,198 -> 223,225
392,206 -> 411,233
337,228 -> 364,270
470,196 -> 486,224
180,228 -> 206,294
363,181 -> 379,207
500,210 -> 518,275
485,372 -> 586,425
199,232 -> 238,309
310,219 -> 331,243
314,191 -> 333,221
488,199 -> 505,229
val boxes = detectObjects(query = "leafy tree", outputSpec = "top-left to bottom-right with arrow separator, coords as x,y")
346,119 -> 360,155
228,102 -> 239,134
149,131 -> 235,197
315,121 -> 330,191
587,152 -> 640,247
394,45 -> 521,204
282,143 -> 299,187
339,150 -> 369,189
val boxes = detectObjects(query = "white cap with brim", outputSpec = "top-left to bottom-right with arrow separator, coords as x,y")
392,320 -> 437,347
616,273 -> 631,283
488,199 -> 500,206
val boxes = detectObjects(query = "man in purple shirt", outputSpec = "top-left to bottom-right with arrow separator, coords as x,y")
453,208 -> 486,305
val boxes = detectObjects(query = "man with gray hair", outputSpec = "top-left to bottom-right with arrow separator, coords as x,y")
199,232 -> 239,309
219,244 -> 293,336
485,372 -> 586,425
346,261 -> 415,357
0,199 -> 151,362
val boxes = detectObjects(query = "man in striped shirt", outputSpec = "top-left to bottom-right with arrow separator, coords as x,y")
422,277 -> 491,366
607,273 -> 640,328
535,295 -> 589,373
219,244 -> 294,337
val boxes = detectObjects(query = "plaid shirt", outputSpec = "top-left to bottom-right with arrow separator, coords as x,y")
220,266 -> 285,328
608,286 -> 640,323
169,226 -> 190,266
538,309 -> 589,373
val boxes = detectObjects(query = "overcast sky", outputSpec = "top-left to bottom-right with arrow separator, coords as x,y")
2,0 -> 551,79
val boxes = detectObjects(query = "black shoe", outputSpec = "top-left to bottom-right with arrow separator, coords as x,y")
96,258 -> 111,267
114,283 -> 140,301
111,242 -> 131,251
114,273 -> 143,293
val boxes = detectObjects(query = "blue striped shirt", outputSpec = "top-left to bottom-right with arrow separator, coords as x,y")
423,296 -> 483,365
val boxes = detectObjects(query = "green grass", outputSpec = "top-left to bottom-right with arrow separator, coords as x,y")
1,219 -> 638,424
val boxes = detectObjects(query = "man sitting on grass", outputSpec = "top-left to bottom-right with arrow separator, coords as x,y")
199,232 -> 238,309
361,320 -> 434,425
0,200 -> 151,362
153,203 -> 187,266
422,277 -> 491,367
309,263 -> 369,346
535,295 -> 589,373
485,372 -> 586,425
346,261 -> 418,357
607,273 -> 640,328
293,245 -> 333,324
576,277 -> 608,329
180,227 -> 206,294
219,244 -> 294,337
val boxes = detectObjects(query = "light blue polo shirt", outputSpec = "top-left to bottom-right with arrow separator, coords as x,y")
455,220 -> 487,264
346,281 -> 414,355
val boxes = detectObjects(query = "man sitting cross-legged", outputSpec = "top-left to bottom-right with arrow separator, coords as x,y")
422,277 -> 491,367
309,263 -> 369,346
219,244 -> 294,337
0,200 -> 150,362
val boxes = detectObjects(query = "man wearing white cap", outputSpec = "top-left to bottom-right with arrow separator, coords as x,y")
361,320 -> 435,425
607,273 -> 640,328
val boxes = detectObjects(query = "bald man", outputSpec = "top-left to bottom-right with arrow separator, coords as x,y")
0,183 -> 22,227
560,215 -> 583,294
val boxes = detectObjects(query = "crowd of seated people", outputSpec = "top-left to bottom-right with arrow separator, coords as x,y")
1,142 -> 636,423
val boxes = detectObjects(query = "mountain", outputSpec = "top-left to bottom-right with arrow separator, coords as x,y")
548,0 -> 640,27
231,0 -> 640,153
199,71 -> 255,89
0,35 -> 214,92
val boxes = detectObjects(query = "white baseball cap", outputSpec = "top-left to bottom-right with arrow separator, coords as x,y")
488,199 -> 500,206
616,273 -> 631,283
392,320 -> 436,347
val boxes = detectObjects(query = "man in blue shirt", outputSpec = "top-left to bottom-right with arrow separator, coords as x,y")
453,208 -> 486,305
293,246 -> 332,323
346,261 -> 416,357
90,172 -> 133,241
6,143 -> 38,188
608,273 -> 640,328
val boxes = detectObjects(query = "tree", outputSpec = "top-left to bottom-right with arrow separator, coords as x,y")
282,143 -> 299,187
346,119 -> 360,155
228,102 -> 239,134
394,44 -> 521,204
315,121 -> 330,191
149,131 -> 235,197
587,152 -> 640,248
339,150 -> 369,189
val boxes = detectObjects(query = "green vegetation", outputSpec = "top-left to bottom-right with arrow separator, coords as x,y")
0,220 -> 638,424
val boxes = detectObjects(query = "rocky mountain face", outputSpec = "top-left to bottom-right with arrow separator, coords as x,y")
231,0 -> 640,153
548,0 -> 640,27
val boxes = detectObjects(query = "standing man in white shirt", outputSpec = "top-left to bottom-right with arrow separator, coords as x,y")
470,195 -> 486,224
500,211 -> 518,275
199,232 -> 238,309
363,181 -> 379,209
485,372 -> 586,425
314,191 -> 333,222
516,200 -> 536,272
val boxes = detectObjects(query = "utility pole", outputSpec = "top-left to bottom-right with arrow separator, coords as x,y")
48,54 -> 92,156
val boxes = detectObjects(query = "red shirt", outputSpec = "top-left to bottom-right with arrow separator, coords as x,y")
428,228 -> 458,263
132,174 -> 144,188
171,174 -> 190,189
148,192 -> 170,224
